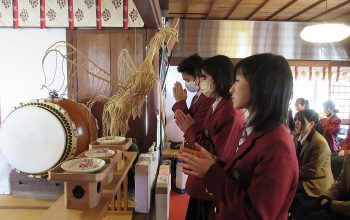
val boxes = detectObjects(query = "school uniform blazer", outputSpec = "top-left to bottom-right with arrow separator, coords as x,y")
201,125 -> 299,220
320,114 -> 341,152
298,129 -> 334,197
185,98 -> 244,201
325,155 -> 350,216
172,92 -> 214,121
339,125 -> 350,154
183,98 -> 244,160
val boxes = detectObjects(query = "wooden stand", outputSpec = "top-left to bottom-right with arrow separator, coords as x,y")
103,151 -> 137,215
42,150 -> 120,213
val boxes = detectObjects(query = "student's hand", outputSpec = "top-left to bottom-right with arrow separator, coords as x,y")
173,81 -> 187,102
319,112 -> 327,119
338,150 -> 345,156
174,110 -> 195,132
177,143 -> 216,178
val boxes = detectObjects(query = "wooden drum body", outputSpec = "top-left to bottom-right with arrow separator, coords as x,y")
0,98 -> 97,178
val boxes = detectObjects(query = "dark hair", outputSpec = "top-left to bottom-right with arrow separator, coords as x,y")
295,109 -> 325,135
295,98 -> 309,109
323,100 -> 339,113
234,53 -> 293,132
177,54 -> 203,77
201,55 -> 234,100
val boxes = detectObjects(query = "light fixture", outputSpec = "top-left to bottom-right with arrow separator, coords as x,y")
300,0 -> 350,43
300,23 -> 350,43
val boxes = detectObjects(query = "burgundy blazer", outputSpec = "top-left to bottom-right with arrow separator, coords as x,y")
320,114 -> 341,152
183,98 -> 244,160
202,125 -> 299,220
340,125 -> 350,154
172,93 -> 214,138
185,98 -> 244,200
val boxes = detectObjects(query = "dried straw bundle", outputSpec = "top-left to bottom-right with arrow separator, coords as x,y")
102,27 -> 178,136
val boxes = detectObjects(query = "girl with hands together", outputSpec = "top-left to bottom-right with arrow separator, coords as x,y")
178,143 -> 216,178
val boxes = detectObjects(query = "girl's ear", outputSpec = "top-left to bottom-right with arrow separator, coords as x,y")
310,121 -> 315,127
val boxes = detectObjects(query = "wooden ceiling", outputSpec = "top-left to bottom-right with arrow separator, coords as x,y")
168,0 -> 350,24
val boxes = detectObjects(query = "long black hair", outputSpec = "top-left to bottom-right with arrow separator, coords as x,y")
201,55 -> 234,100
234,53 -> 293,132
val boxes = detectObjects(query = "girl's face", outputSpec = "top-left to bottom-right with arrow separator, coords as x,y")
295,102 -> 304,112
181,72 -> 199,86
199,71 -> 216,97
230,71 -> 250,110
298,117 -> 314,136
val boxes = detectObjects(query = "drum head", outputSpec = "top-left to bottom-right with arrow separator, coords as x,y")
0,106 -> 66,174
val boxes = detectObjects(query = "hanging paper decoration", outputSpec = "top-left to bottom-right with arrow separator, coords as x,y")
73,0 -> 97,27
17,0 -> 41,27
101,0 -> 123,27
96,0 -> 101,29
0,0 -> 13,26
123,0 -> 128,29
40,0 -> 45,28
294,66 -> 298,80
45,0 -> 69,27
336,66 -> 340,82
323,67 -> 326,80
0,0 -> 143,29
128,0 -> 143,27
309,66 -> 312,81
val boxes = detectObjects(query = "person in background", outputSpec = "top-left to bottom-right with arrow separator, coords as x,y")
175,55 -> 244,220
339,126 -> 350,156
290,109 -> 333,218
294,155 -> 350,220
172,54 -> 214,147
286,107 -> 295,133
178,53 -> 298,220
320,100 -> 341,153
295,98 -> 309,112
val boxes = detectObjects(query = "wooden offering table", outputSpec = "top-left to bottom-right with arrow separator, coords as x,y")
39,150 -> 122,220
103,151 -> 137,215
90,137 -> 133,171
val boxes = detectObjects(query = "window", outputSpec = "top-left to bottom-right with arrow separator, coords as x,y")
330,66 -> 350,121
291,65 -> 350,122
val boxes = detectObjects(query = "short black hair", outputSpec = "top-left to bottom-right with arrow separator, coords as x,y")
295,109 -> 325,135
177,54 -> 203,77
201,55 -> 234,100
234,53 -> 293,132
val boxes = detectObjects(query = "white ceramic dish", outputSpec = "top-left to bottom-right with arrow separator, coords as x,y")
61,158 -> 105,173
85,149 -> 115,158
97,136 -> 126,144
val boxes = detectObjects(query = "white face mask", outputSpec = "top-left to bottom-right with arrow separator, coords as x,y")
185,80 -> 199,93
200,80 -> 215,97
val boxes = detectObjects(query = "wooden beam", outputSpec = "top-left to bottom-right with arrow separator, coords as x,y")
206,0 -> 218,20
330,11 -> 350,22
166,17 -> 180,53
133,0 -> 161,28
266,0 -> 297,20
308,0 -> 350,21
225,0 -> 242,19
287,0 -> 325,21
246,0 -> 270,20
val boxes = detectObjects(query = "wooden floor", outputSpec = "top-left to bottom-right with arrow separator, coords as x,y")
0,195 -> 132,220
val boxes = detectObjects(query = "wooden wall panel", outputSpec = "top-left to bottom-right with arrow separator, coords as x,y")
67,29 -> 159,152
76,32 -> 111,99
